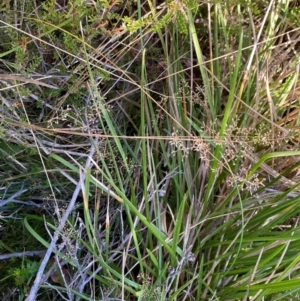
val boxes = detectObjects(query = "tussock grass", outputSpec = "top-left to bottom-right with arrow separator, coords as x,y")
1,0 -> 300,300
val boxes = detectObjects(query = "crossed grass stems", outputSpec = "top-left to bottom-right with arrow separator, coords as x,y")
2,0 -> 300,300
9,113 -> 300,300
2,53 -> 300,300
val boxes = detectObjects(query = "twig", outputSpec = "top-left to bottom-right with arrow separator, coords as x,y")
0,188 -> 28,207
0,74 -> 58,89
0,250 -> 46,260
25,138 -> 98,301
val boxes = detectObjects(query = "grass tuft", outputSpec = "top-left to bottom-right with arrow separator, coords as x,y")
1,0 -> 300,300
